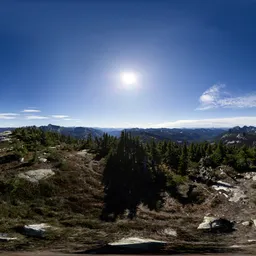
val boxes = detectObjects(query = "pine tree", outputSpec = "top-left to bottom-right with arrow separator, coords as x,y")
189,143 -> 196,162
211,141 -> 225,166
165,142 -> 180,170
206,143 -> 213,156
178,143 -> 188,175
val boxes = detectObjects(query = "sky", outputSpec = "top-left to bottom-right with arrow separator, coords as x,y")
0,0 -> 256,128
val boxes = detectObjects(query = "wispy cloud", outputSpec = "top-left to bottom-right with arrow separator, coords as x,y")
64,118 -> 81,122
51,115 -> 69,119
22,109 -> 41,113
0,113 -> 19,119
153,116 -> 256,128
25,115 -> 49,120
197,84 -> 256,110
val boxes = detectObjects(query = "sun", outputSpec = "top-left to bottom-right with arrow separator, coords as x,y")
120,72 -> 137,85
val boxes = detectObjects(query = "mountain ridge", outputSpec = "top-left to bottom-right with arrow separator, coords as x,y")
2,124 -> 256,145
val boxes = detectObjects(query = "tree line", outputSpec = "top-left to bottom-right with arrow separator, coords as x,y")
86,131 -> 256,220
11,127 -> 256,220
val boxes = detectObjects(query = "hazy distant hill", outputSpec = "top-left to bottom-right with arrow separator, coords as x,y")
97,128 -> 123,137
124,128 -> 227,143
0,128 -> 15,133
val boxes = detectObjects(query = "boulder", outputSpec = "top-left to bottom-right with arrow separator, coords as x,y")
38,157 -> 47,163
252,219 -> 256,227
23,223 -> 52,238
18,169 -> 54,183
210,218 -> 235,232
198,216 -> 235,232
242,221 -> 252,226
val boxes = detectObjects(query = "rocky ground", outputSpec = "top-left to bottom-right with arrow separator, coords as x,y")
0,140 -> 256,254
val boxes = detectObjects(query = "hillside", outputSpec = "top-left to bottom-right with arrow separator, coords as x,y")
0,128 -> 256,254
219,126 -> 256,146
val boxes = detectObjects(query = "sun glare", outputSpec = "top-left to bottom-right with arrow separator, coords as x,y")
120,72 -> 137,85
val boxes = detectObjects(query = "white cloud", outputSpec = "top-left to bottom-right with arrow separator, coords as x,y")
65,118 -> 80,122
0,113 -> 19,119
22,109 -> 41,113
25,115 -> 49,120
153,116 -> 256,128
218,95 -> 256,108
197,84 -> 256,110
0,113 -> 19,116
51,115 -> 69,119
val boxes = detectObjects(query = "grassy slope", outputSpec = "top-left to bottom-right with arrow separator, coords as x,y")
0,144 -> 256,253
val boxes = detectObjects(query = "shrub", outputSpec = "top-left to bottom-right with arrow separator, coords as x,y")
251,182 -> 256,189
47,150 -> 62,162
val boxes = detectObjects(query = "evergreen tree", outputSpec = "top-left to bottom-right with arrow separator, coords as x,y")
178,143 -> 188,175
211,141 -> 225,166
164,142 -> 180,170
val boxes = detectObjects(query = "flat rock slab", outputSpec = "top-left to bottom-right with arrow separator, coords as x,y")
109,237 -> 167,249
229,187 -> 247,203
0,233 -> 17,241
23,223 -> 52,238
212,180 -> 247,203
77,150 -> 88,157
244,172 -> 256,180
163,228 -> 177,236
18,169 -> 54,183
198,216 -> 217,230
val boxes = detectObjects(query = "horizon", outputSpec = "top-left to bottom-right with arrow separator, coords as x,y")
0,122 -> 252,130
1,0 -> 256,128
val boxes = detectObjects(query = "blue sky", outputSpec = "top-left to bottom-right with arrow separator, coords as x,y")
0,0 -> 256,128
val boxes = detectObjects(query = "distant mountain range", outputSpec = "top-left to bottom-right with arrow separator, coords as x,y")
219,126 -> 256,146
40,124 -> 104,139
39,125 -> 228,142
1,124 -> 256,145
124,128 -> 227,143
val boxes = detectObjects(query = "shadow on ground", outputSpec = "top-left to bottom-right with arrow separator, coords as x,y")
76,244 -> 238,254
